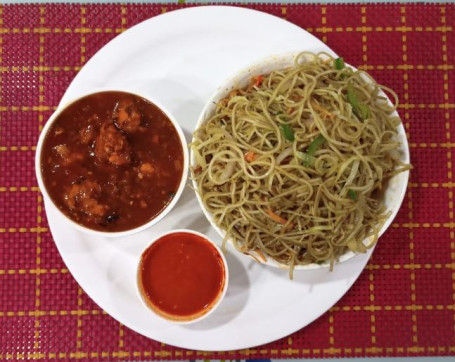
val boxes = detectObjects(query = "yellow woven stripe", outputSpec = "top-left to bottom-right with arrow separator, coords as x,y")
392,222 -> 455,228
361,6 -> 368,64
75,8 -> 87,352
366,263 -> 455,270
0,64 -> 451,73
359,64 -> 454,70
7,222 -> 455,234
331,304 -> 455,312
0,105 -> 56,111
1,263 -> 452,276
0,146 -> 37,151
0,103 -> 452,113
0,25 -> 451,35
0,346 -> 454,359
0,27 -> 126,34
400,6 -> 418,345
0,5 -> 3,166
118,9 -> 129,356
409,142 -> 455,148
360,5 -> 377,347
76,288 -> 83,350
1,303 -> 453,318
33,5 -> 46,351
0,186 -> 40,192
0,227 -> 48,233
440,6 -> 455,341
369,267 -> 377,344
312,25 -> 452,33
0,310 -> 105,317
80,7 -> 86,65
8,139 -> 455,154
0,66 -> 81,72
321,6 -> 327,44
0,268 -> 69,275
328,313 -> 335,345
409,182 -> 455,188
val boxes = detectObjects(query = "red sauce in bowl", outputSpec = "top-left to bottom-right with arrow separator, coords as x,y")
40,91 -> 184,232
138,231 -> 227,321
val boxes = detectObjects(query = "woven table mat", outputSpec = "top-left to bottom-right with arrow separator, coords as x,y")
0,2 -> 454,360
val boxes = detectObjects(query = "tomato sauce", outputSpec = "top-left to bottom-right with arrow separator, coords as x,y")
138,232 -> 226,320
40,91 -> 184,232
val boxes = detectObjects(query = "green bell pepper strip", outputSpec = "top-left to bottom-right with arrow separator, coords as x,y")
301,134 -> 326,167
280,124 -> 295,142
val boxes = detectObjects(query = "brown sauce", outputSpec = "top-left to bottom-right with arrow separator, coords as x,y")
40,91 -> 184,232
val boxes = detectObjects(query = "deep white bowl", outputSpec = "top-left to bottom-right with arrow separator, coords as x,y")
191,52 -> 410,270
35,89 -> 189,238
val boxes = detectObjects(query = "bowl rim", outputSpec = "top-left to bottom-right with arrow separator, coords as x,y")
190,51 -> 411,270
35,88 -> 189,238
136,228 -> 229,324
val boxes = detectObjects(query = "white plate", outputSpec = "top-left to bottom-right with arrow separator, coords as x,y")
44,6 -> 404,351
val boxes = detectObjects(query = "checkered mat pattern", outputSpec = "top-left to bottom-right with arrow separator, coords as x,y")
0,2 -> 454,360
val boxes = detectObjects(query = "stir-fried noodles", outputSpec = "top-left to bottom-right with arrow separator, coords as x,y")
191,52 -> 411,277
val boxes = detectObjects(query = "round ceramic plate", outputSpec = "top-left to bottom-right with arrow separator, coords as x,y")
43,6 -> 409,351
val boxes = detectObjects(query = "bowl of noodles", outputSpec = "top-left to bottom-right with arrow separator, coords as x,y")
190,51 -> 411,277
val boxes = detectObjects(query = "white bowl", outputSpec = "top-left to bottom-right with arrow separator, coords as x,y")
136,229 -> 229,324
191,52 -> 410,270
35,89 -> 189,238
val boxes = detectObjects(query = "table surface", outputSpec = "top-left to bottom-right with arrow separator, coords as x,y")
0,1 -> 454,361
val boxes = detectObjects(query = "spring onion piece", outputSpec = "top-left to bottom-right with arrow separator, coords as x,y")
334,57 -> 345,70
356,103 -> 371,120
302,134 -> 326,167
348,189 -> 357,200
334,57 -> 347,79
347,84 -> 359,107
281,124 -> 295,141
347,84 -> 371,120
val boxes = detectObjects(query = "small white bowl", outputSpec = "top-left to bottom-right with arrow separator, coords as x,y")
191,52 -> 410,270
35,89 -> 188,238
136,229 -> 229,324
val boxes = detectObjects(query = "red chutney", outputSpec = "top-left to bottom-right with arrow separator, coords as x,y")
138,232 -> 226,320
40,91 -> 184,232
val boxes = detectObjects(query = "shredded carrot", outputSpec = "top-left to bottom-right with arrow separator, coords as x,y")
255,249 -> 267,263
228,90 -> 238,99
265,208 -> 294,230
244,151 -> 258,162
311,100 -> 334,120
254,75 -> 264,87
217,98 -> 228,108
265,208 -> 287,224
193,165 -> 202,175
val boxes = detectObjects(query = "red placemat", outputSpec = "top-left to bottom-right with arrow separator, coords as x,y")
0,2 -> 454,360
